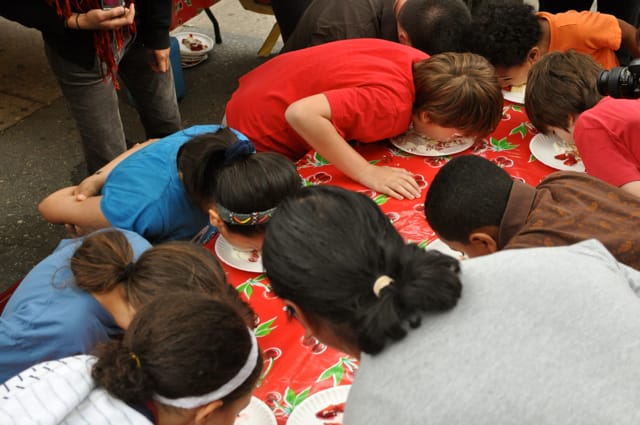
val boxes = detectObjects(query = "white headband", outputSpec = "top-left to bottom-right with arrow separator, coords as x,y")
154,328 -> 258,409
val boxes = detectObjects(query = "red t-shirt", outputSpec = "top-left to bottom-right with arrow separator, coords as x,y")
225,38 -> 428,160
574,96 -> 640,187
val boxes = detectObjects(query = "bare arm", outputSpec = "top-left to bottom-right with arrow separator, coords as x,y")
620,180 -> 640,198
39,187 -> 112,234
618,19 -> 640,57
74,138 -> 158,200
285,94 -> 420,200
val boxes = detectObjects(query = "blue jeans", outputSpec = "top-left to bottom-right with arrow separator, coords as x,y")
44,35 -> 181,173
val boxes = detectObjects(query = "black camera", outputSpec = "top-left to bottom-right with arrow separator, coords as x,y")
597,58 -> 640,99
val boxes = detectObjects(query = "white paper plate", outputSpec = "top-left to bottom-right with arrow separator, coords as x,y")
287,386 -> 351,425
529,133 -> 585,172
214,235 -> 264,273
235,396 -> 277,425
502,88 -> 525,104
425,238 -> 466,259
181,54 -> 208,68
174,31 -> 214,56
390,132 -> 475,157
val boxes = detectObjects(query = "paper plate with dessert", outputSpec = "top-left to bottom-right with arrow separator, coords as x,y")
214,235 -> 264,273
502,84 -> 526,104
390,130 -> 475,157
287,385 -> 351,425
174,31 -> 214,56
529,133 -> 585,172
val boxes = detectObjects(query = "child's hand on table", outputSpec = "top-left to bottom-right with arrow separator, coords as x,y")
358,163 -> 421,200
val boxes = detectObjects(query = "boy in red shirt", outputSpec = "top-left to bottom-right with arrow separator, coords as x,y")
525,50 -> 640,198
225,38 -> 503,200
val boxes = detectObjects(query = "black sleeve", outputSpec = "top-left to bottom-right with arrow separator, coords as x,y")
137,0 -> 172,50
1,0 -> 66,36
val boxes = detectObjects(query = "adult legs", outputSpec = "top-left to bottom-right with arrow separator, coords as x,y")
44,43 -> 127,174
118,39 -> 181,141
269,0 -> 314,42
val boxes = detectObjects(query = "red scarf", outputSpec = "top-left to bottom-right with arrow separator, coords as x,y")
50,0 -> 136,88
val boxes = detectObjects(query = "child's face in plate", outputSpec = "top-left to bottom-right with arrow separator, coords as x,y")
218,225 -> 265,252
495,63 -> 531,89
411,117 -> 466,142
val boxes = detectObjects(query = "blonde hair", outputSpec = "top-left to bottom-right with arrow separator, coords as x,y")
413,52 -> 503,136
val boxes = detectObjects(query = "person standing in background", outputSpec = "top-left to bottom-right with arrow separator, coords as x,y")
0,0 -> 181,174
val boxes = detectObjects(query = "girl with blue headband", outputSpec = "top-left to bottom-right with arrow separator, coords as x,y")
38,126 -> 301,248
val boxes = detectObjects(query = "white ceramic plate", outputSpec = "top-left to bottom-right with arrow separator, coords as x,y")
390,132 -> 475,157
502,88 -> 525,104
235,396 -> 277,425
174,31 -> 214,56
287,386 -> 351,425
529,133 -> 585,172
425,238 -> 466,259
214,235 -> 264,273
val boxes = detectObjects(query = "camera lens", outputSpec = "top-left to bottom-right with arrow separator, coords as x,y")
597,66 -> 635,98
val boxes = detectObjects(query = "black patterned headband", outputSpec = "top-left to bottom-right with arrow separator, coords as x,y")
217,204 -> 276,226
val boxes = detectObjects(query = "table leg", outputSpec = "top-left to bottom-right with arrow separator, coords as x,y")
204,8 -> 223,44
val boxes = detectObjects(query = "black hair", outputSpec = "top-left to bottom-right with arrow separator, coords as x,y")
424,155 -> 513,242
398,0 -> 472,54
177,127 -> 301,237
262,186 -> 462,355
468,2 -> 541,68
92,292 -> 262,406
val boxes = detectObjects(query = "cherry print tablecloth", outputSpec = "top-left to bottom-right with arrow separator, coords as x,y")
206,100 -> 558,424
171,0 -> 221,29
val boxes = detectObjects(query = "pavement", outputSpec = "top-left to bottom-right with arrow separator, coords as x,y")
0,0 -> 282,291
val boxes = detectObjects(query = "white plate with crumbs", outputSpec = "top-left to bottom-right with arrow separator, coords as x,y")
529,133 -> 585,172
391,131 -> 474,157
502,84 -> 526,104
235,396 -> 277,425
174,31 -> 214,56
214,235 -> 264,273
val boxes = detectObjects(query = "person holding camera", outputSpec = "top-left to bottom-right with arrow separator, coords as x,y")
0,0 -> 181,175
525,50 -> 640,199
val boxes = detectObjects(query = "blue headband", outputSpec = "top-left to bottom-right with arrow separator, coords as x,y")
224,138 -> 256,166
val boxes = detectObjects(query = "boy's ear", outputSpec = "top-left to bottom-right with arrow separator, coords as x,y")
468,231 -> 499,255
416,110 -> 432,124
286,301 -> 317,339
208,206 -> 224,227
397,26 -> 411,45
527,46 -> 542,64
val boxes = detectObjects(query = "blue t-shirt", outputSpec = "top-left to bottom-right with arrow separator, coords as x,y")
100,125 -> 248,243
0,229 -> 151,383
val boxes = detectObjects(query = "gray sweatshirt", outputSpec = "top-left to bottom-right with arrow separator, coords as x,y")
344,240 -> 640,425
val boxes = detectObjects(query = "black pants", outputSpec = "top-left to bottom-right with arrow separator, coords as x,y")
538,1 -> 640,24
270,0 -> 313,42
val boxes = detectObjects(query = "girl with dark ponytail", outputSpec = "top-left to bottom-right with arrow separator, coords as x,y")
0,228 -> 252,382
262,185 -> 640,425
39,125 -> 302,247
262,185 -> 462,357
1,292 -> 262,425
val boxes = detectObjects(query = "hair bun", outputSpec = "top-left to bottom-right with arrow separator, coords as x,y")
224,138 -> 256,165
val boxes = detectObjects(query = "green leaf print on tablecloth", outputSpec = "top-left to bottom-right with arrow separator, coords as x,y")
490,136 -> 518,151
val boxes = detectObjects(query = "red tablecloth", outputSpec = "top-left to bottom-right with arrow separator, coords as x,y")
171,0 -> 221,29
206,100 -> 556,424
